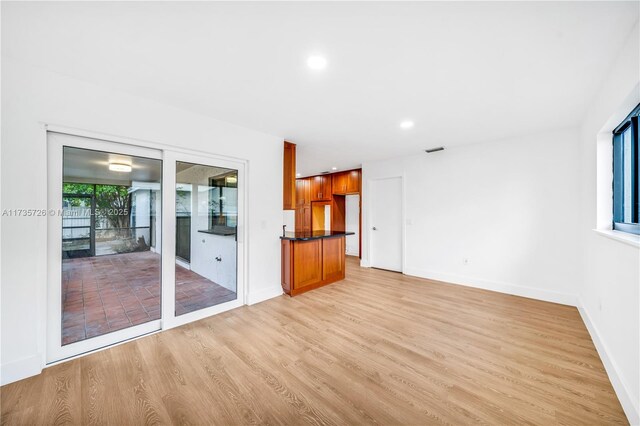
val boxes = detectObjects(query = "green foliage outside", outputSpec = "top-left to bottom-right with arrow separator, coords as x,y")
63,183 -> 131,230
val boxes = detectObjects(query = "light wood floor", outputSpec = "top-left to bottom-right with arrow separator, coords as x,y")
1,257 -> 627,425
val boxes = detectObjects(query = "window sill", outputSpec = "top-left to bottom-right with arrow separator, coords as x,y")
593,229 -> 640,248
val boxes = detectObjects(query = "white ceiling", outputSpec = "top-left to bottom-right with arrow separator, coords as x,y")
63,146 -> 162,185
3,2 -> 638,176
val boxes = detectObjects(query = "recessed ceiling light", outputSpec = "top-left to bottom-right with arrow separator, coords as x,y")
331,166 -> 337,171
400,120 -> 414,129
296,173 -> 301,177
108,162 -> 131,172
307,55 -> 327,70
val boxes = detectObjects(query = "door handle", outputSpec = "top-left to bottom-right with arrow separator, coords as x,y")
372,227 -> 377,230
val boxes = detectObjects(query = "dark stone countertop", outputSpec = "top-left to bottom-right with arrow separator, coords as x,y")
280,230 -> 355,241
197,226 -> 237,236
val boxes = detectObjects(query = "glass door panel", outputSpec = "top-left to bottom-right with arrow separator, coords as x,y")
60,145 -> 162,346
175,161 -> 238,316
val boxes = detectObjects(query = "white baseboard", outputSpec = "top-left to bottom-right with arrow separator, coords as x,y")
1,354 -> 42,386
246,285 -> 283,305
578,301 -> 639,425
403,267 -> 577,306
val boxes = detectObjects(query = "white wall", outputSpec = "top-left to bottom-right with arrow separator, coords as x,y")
346,194 -> 360,256
577,22 -> 639,424
363,127 -> 581,305
283,210 -> 295,233
0,58 -> 284,385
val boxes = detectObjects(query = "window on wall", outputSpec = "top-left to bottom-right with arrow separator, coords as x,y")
613,103 -> 640,235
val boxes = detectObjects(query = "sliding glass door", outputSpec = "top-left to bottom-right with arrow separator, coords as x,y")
47,131 -> 245,362
162,152 -> 244,328
47,133 -> 163,362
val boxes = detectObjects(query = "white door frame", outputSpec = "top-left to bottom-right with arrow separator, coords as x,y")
161,150 -> 246,330
45,125 -> 248,364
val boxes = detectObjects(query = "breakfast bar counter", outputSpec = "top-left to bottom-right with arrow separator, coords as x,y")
280,231 -> 354,296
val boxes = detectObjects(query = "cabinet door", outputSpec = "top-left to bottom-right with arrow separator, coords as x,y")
296,180 -> 304,206
347,170 -> 360,193
295,207 -> 303,231
302,206 -> 312,232
292,240 -> 322,289
310,175 -> 330,201
322,176 -> 332,200
332,172 -> 348,195
322,237 -> 345,282
295,206 -> 311,232
310,176 -> 321,201
296,178 -> 310,206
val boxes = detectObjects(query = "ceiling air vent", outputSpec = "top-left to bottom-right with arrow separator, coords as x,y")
425,147 -> 445,153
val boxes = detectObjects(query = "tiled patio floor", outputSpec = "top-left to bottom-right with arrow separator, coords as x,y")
62,251 -> 236,345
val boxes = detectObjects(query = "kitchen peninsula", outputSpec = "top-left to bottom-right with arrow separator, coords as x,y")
281,231 -> 354,296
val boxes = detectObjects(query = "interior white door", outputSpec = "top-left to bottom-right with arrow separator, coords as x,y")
370,177 -> 402,272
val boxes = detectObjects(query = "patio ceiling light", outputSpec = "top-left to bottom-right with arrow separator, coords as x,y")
108,162 -> 132,173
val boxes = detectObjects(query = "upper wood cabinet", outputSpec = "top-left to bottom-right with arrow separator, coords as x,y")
347,169 -> 360,193
332,169 -> 361,195
295,178 -> 311,206
332,172 -> 348,194
310,175 -> 331,201
283,141 -> 296,210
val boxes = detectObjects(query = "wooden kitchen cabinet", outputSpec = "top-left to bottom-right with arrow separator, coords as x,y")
332,172 -> 348,194
295,205 -> 311,233
295,178 -> 312,233
296,178 -> 311,207
347,169 -> 361,193
310,175 -> 331,201
281,234 -> 348,296
283,141 -> 296,210
322,236 -> 345,282
291,239 -> 323,290
332,169 -> 360,195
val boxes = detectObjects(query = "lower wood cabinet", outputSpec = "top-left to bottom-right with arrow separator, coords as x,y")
292,238 -> 322,289
322,236 -> 344,282
281,236 -> 346,296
